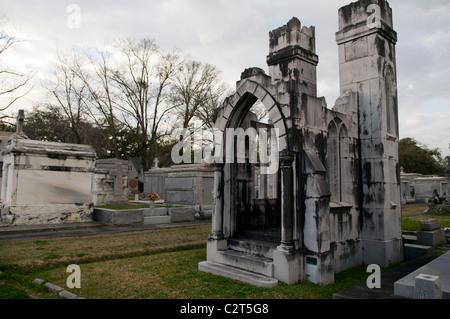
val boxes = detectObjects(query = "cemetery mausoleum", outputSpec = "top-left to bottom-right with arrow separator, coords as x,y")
199,0 -> 404,286
1,136 -> 96,225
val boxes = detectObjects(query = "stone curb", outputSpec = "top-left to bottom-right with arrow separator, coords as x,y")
32,278 -> 85,299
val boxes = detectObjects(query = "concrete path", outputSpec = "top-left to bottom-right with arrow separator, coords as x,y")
333,255 -> 438,299
394,251 -> 450,299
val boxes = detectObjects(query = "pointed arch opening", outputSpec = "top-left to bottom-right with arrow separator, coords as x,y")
217,80 -> 289,240
327,119 -> 349,203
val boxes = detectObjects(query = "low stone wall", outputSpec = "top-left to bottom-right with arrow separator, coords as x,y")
2,203 -> 93,226
93,205 -> 198,226
170,207 -> 195,222
93,208 -> 143,226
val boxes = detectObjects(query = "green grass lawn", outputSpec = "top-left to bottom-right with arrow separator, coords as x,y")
401,204 -> 450,231
0,284 -> 30,299
95,204 -> 183,210
0,224 -> 372,299
4,248 -> 371,299
0,204 -> 448,299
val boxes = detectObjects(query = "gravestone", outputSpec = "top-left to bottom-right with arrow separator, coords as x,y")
128,178 -> 139,196
414,274 -> 442,299
107,161 -> 129,205
153,158 -> 159,168
417,219 -> 445,247
144,163 -> 214,210
94,159 -> 129,206
1,111 -> 96,225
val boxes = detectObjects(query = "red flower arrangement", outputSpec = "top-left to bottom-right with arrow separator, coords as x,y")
148,193 -> 159,201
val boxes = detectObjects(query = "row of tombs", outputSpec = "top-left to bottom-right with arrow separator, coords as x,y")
1,0 -> 449,287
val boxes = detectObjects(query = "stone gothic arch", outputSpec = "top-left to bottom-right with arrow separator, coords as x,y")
215,78 -> 289,152
210,75 -> 292,239
327,118 -> 349,203
201,0 -> 403,287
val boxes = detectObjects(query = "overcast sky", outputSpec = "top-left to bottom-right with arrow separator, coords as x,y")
1,0 -> 449,156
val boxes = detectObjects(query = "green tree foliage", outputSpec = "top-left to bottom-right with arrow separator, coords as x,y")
24,107 -> 112,159
399,138 -> 446,176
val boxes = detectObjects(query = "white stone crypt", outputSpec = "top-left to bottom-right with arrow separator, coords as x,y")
199,0 -> 404,286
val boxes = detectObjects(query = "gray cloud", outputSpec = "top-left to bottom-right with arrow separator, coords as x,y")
1,0 -> 449,156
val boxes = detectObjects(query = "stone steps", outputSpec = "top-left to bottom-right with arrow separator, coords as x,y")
143,216 -> 171,225
404,243 -> 433,260
142,208 -> 168,217
198,261 -> 278,288
403,234 -> 417,244
200,230 -> 281,287
241,228 -> 281,243
216,249 -> 274,277
142,207 -> 171,225
228,238 -> 277,259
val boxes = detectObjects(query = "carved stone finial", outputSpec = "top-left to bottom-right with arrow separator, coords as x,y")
13,109 -> 28,139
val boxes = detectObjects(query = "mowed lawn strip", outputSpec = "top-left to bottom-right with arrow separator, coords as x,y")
0,225 -> 211,272
31,248 -> 371,299
401,204 -> 450,231
1,204 -> 448,299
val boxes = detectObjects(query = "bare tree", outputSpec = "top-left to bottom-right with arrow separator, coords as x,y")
73,48 -> 123,158
111,38 -> 181,169
44,37 -> 227,167
0,19 -> 34,118
170,59 -> 227,129
49,52 -> 88,144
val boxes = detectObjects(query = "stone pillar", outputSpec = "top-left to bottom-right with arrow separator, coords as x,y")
273,151 -> 301,285
446,157 -> 450,204
336,0 -> 403,267
267,17 -> 318,97
211,163 -> 224,239
279,151 -> 295,251
259,173 -> 267,199
205,163 -> 227,264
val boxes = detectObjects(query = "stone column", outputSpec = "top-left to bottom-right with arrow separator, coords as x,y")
446,157 -> 450,204
210,163 -> 224,239
273,151 -> 301,285
259,173 -> 267,199
279,151 -> 295,251
205,162 -> 228,264
336,0 -> 403,267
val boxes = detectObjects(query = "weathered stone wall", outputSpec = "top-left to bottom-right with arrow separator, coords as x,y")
201,0 -> 403,286
144,163 -> 214,209
0,138 -> 96,225
94,159 -> 128,206
336,0 -> 403,267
